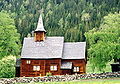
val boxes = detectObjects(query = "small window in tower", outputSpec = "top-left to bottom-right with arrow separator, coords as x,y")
33,66 -> 40,71
26,60 -> 31,64
73,66 -> 79,72
50,65 -> 57,71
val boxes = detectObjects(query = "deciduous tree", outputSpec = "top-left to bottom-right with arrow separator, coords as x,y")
85,13 -> 120,72
0,55 -> 16,78
0,11 -> 20,59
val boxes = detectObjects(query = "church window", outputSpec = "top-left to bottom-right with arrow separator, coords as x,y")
73,66 -> 79,72
26,60 -> 31,64
33,66 -> 40,71
50,65 -> 57,71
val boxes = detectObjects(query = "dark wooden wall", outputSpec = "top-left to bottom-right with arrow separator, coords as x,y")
45,59 -> 61,75
111,64 -> 120,72
20,59 -> 61,77
61,59 -> 86,75
15,67 -> 20,77
20,59 -> 86,77
61,69 -> 72,75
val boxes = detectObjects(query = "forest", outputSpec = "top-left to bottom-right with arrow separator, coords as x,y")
0,0 -> 120,78
0,0 -> 120,42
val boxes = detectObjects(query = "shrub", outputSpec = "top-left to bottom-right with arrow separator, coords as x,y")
0,55 -> 16,78
46,72 -> 52,77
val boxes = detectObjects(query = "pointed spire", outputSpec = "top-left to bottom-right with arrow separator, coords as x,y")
35,14 -> 46,32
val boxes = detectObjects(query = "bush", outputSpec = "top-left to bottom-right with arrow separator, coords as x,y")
46,72 -> 52,77
0,55 -> 16,78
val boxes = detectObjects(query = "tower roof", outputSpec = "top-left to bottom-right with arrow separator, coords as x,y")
35,14 -> 46,32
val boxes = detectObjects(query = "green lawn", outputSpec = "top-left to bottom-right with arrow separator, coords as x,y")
39,79 -> 120,84
17,78 -> 120,84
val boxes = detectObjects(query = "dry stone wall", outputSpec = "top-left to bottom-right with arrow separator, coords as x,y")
0,72 -> 120,84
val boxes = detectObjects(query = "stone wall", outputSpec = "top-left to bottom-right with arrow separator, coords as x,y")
0,72 -> 120,84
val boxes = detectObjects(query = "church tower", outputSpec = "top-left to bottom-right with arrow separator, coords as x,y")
34,14 -> 46,42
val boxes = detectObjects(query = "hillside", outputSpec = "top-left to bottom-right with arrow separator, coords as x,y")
0,0 -> 120,42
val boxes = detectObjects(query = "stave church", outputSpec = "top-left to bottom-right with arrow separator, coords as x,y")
16,14 -> 86,77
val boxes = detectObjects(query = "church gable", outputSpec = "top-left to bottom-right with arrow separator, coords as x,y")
21,37 -> 64,59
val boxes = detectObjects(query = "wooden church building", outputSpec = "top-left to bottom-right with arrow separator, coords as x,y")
16,14 -> 86,77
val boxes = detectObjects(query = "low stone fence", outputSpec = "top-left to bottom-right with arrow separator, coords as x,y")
0,72 -> 120,84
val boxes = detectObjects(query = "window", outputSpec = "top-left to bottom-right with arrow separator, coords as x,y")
73,66 -> 79,72
26,60 -> 31,64
50,65 -> 57,71
33,66 -> 40,71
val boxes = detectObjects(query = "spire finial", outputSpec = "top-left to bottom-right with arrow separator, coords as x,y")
35,14 -> 46,32
34,13 -> 46,41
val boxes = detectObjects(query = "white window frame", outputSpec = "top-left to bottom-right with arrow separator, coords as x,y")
33,66 -> 40,71
50,65 -> 57,71
73,66 -> 79,72
26,60 -> 31,64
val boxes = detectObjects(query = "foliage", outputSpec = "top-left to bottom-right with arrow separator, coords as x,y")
0,11 -> 20,59
86,61 -> 112,74
85,13 -> 120,72
0,55 -> 16,78
46,72 -> 52,77
0,0 -> 119,42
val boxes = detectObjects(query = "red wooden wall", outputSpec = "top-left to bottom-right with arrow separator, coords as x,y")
20,59 -> 61,77
20,59 -> 86,77
61,59 -> 86,74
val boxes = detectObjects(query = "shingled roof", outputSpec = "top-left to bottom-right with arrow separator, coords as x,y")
21,37 -> 86,59
21,37 -> 64,59
61,62 -> 72,69
62,42 -> 86,59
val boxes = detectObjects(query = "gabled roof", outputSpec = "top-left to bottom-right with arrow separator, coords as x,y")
62,42 -> 86,59
35,14 -> 46,32
61,62 -> 72,69
21,37 -> 86,59
21,37 -> 64,59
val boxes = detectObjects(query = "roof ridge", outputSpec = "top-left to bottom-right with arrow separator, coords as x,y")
64,42 -> 86,43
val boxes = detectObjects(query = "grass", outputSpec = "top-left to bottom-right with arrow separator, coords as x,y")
39,79 -> 120,84
17,78 -> 120,84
